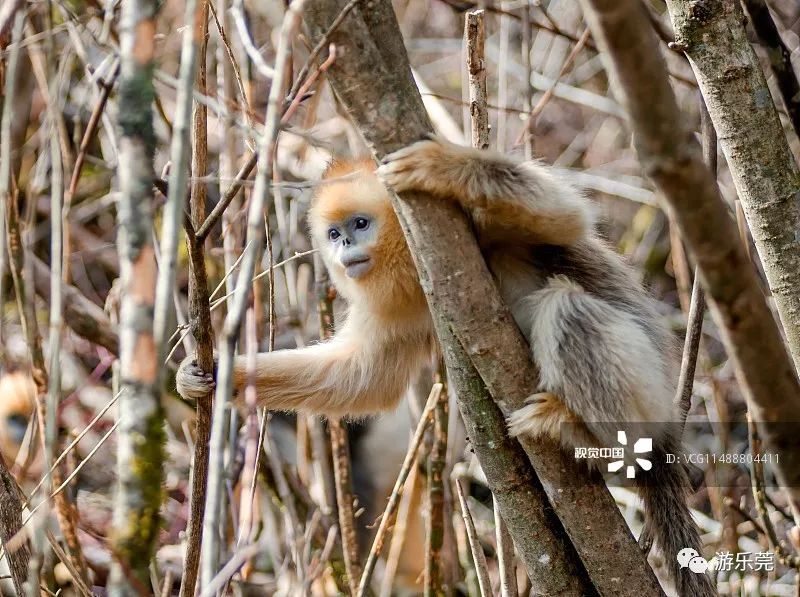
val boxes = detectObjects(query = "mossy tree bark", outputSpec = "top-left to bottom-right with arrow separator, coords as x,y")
109,0 -> 165,592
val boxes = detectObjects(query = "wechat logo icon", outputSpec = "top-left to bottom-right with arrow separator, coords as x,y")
677,548 -> 709,574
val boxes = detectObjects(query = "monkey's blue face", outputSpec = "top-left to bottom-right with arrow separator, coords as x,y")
326,214 -> 377,279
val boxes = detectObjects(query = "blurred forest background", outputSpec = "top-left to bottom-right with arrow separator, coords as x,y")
1,0 -> 800,595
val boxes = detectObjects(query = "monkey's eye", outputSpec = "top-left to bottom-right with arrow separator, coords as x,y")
328,228 -> 341,241
354,217 -> 370,230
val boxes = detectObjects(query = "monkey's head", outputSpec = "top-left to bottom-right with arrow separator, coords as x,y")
310,158 -> 417,306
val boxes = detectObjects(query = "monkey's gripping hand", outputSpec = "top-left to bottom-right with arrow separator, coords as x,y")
175,355 -> 216,400
378,136 -> 491,204
378,136 -> 593,247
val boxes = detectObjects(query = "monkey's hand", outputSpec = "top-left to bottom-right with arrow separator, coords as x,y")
381,134 -> 593,247
378,136 -> 487,203
175,355 -> 216,400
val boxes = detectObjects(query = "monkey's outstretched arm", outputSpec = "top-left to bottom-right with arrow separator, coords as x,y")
176,319 -> 430,417
378,137 -> 593,246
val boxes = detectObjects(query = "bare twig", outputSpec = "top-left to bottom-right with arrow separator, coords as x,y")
195,151 -> 257,240
229,0 -> 275,79
424,377 -> 449,595
379,464 -> 420,597
455,480 -> 491,597
676,99 -> 714,424
162,0 -> 214,594
66,62 -> 119,215
329,420 -> 361,594
465,10 -> 488,150
515,27 -> 591,146
494,499 -> 518,597
676,275 -> 705,424
289,0 -> 359,102
357,383 -> 443,596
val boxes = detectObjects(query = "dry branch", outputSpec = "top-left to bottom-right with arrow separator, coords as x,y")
579,0 -> 800,522
424,377 -> 449,595
455,480 -> 491,597
329,420 -> 362,594
304,3 -> 663,595
31,256 -> 119,355
465,10 -> 488,150
494,499 -> 518,597
676,99 -> 714,423
358,383 -> 442,595
666,0 -> 800,373
174,1 -> 216,594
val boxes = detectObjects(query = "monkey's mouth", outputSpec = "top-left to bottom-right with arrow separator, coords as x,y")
342,256 -> 372,278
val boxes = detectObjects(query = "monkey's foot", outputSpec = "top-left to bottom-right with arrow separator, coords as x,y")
507,392 -> 574,440
175,356 -> 216,400
377,136 -> 473,198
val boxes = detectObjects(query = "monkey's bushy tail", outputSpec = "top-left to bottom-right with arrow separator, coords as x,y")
637,437 -> 717,597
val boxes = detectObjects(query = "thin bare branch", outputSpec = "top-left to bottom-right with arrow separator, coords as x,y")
454,480 -> 491,597
357,383 -> 442,596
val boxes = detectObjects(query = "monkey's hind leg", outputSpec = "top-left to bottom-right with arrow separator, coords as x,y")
507,392 -> 578,441
507,275 -> 674,447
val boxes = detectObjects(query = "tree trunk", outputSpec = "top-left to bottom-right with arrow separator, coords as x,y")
110,0 -> 165,592
579,0 -> 800,523
667,0 -> 800,373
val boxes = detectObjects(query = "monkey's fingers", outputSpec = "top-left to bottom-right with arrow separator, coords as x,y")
378,140 -> 450,194
176,357 -> 217,400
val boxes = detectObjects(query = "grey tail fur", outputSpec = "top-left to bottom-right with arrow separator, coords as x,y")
638,436 -> 717,597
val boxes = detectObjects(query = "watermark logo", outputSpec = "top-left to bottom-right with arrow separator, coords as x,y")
677,548 -> 710,573
562,421 -> 791,488
607,431 -> 652,479
677,548 -> 775,573
574,430 -> 652,479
